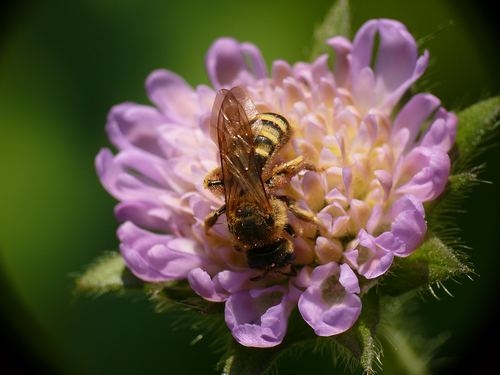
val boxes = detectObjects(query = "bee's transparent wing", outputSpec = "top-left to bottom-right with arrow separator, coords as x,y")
212,87 -> 272,219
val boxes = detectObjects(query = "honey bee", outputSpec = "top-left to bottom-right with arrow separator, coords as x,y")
204,87 -> 314,275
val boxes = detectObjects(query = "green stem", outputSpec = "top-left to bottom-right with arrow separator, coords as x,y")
381,325 -> 429,375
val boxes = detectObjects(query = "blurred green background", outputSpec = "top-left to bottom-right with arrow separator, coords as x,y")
0,0 -> 498,374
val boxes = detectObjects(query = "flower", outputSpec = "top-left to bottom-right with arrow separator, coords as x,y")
96,19 -> 456,347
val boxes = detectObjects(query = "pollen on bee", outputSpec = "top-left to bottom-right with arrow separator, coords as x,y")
204,167 -> 224,196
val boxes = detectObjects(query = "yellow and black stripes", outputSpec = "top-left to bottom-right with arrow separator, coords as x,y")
251,112 -> 290,170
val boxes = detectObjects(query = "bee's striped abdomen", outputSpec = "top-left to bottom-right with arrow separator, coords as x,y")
251,113 -> 290,170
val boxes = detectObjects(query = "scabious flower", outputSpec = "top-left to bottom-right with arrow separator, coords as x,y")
96,19 -> 456,348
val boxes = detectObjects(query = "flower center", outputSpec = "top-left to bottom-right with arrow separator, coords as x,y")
321,272 -> 346,304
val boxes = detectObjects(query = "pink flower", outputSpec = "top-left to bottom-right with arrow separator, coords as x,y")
298,263 -> 361,336
96,19 -> 456,347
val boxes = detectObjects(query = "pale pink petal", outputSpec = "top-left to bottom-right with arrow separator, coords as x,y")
225,285 -> 294,347
420,110 -> 457,151
299,263 -> 361,336
392,93 -> 442,152
389,196 -> 427,256
188,268 -> 228,302
105,102 -> 165,154
95,148 -> 172,202
349,19 -> 429,112
327,36 -> 352,87
115,201 -> 168,231
145,69 -> 198,124
205,38 -> 267,89
395,146 -> 451,201
118,222 -> 205,282
271,60 -> 293,85
346,230 -> 396,279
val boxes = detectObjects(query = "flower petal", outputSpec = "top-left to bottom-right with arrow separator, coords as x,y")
389,195 -> 426,256
115,201 -> 168,231
299,263 -> 361,336
350,19 -> 429,112
327,36 -> 352,87
346,230 -> 396,279
392,93 -> 441,153
420,109 -> 457,151
105,102 -> 165,154
95,148 -> 172,202
188,268 -> 228,302
395,146 -> 451,201
145,69 -> 198,124
216,270 -> 254,293
225,285 -> 294,347
206,38 -> 267,89
118,222 -> 204,282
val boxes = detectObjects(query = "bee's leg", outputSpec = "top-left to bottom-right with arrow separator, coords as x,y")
284,223 -> 295,236
265,156 -> 316,191
284,223 -> 296,237
279,264 -> 297,277
204,204 -> 226,233
250,272 -> 266,282
204,167 -> 224,196
276,195 -> 318,224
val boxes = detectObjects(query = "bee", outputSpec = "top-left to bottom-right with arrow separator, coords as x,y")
203,87 -> 314,275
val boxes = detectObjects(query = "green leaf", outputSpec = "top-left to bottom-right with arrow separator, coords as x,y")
379,237 -> 472,296
310,0 -> 350,60
454,96 -> 500,172
74,251 -> 143,295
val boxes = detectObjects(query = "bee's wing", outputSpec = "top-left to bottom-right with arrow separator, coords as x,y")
212,87 -> 272,218
229,87 -> 266,145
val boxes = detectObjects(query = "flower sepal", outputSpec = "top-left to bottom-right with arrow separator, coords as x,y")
310,0 -> 350,59
75,251 -> 144,295
148,279 -> 225,316
75,251 -> 225,316
377,236 -> 472,296
453,96 -> 500,171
